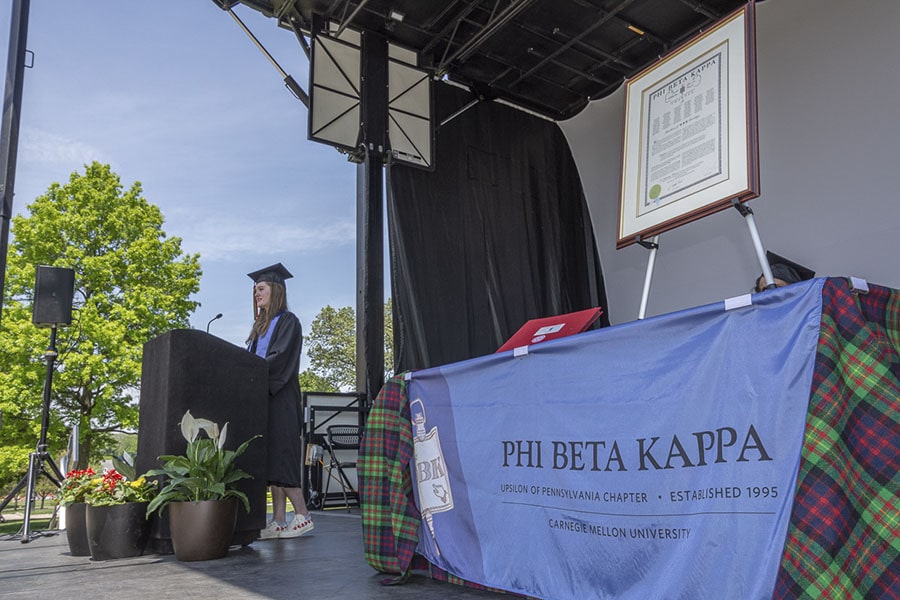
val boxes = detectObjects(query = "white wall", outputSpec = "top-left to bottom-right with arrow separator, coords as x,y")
561,0 -> 900,324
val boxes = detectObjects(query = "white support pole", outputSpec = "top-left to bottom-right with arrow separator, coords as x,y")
638,235 -> 660,320
733,200 -> 774,289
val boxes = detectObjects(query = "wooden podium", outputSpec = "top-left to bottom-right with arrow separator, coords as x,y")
136,329 -> 268,551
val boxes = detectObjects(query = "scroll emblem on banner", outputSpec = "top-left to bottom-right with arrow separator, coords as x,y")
411,398 -> 454,554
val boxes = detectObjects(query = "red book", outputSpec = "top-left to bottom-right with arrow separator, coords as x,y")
496,307 -> 603,353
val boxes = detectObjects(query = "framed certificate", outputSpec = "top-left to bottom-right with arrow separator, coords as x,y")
617,3 -> 758,248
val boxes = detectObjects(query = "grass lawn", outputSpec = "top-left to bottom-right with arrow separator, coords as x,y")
0,516 -> 54,535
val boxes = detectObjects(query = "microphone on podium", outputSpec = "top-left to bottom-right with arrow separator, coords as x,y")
206,313 -> 223,334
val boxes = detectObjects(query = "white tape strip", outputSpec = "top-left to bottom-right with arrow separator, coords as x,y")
724,294 -> 753,311
849,277 -> 869,294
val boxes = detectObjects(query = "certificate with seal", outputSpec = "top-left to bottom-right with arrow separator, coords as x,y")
617,3 -> 759,248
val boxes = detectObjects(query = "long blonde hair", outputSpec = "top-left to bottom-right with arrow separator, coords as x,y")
247,281 -> 288,342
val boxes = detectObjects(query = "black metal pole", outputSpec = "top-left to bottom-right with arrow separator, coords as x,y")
355,31 -> 387,403
0,0 -> 31,328
21,324 -> 63,542
38,325 -> 58,451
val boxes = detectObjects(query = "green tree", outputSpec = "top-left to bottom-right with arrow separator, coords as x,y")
35,476 -> 58,510
305,305 -> 356,391
0,162 -> 201,477
298,369 -> 338,393
303,299 -> 394,392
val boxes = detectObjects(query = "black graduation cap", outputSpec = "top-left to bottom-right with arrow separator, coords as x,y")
247,262 -> 293,285
764,251 -> 815,285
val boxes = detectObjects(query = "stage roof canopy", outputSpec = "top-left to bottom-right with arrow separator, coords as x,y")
217,0 -> 755,121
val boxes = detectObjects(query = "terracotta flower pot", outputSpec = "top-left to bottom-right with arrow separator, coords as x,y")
85,502 -> 151,561
64,502 -> 91,556
168,498 -> 238,561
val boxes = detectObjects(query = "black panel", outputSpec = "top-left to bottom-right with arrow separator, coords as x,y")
136,329 -> 269,551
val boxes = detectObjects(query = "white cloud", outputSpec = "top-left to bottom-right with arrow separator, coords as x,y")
20,128 -> 109,165
179,214 -> 356,260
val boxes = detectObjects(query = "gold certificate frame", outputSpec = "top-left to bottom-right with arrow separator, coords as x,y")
617,3 -> 758,249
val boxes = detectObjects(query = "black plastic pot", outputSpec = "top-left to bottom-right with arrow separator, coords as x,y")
168,498 -> 238,561
85,502 -> 151,561
64,502 -> 91,556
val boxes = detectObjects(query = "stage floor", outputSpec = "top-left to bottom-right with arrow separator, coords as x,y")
0,510 -> 504,600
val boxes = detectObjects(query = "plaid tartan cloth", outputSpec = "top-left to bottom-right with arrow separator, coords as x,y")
358,375 -> 420,576
359,375 -> 516,594
774,278 -> 900,599
360,279 -> 900,598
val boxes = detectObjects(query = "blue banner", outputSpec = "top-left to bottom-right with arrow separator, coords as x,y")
407,279 -> 824,600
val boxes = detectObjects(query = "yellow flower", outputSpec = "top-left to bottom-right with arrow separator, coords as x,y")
129,477 -> 146,489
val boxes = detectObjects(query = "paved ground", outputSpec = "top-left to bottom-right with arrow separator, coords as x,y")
0,510 -> 506,600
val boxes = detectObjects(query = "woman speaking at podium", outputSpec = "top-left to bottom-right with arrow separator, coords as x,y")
246,262 -> 314,539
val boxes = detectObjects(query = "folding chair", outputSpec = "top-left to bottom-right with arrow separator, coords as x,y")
322,424 -> 361,511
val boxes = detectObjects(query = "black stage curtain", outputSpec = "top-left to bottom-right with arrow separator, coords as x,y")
389,82 -> 609,372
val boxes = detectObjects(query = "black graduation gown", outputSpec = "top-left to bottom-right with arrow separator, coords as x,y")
250,311 -> 304,488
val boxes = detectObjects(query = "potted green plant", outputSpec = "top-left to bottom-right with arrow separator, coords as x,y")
145,410 -> 259,561
83,469 -> 158,561
58,467 -> 97,556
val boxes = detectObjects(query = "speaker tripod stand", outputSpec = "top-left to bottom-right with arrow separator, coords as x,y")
0,325 -> 65,542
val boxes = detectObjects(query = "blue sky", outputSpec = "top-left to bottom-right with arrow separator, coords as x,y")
1,2 -> 362,364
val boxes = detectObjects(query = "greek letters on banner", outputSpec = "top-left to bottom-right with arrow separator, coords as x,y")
408,279 -> 825,600
411,398 -> 454,554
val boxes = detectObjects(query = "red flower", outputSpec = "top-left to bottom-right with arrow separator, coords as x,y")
59,467 -> 98,505
64,467 -> 96,480
98,469 -> 124,493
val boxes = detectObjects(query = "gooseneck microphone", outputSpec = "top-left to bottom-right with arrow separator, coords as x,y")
206,313 -> 223,334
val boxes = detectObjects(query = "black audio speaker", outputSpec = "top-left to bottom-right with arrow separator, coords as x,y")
32,266 -> 75,326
